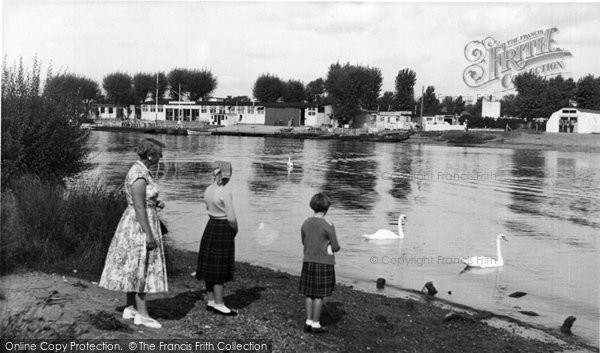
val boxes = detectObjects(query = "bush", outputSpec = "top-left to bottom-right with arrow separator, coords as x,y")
0,176 -> 126,275
1,57 -> 90,189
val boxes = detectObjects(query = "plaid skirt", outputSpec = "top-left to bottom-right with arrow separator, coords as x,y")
299,262 -> 336,298
196,218 -> 235,283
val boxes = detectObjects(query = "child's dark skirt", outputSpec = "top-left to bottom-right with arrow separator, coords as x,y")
299,262 -> 335,297
196,218 -> 235,283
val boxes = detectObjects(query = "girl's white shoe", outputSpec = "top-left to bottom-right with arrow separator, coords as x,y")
134,314 -> 162,328
122,306 -> 137,320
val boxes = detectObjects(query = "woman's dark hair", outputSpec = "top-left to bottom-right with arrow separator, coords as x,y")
136,138 -> 165,160
309,192 -> 331,213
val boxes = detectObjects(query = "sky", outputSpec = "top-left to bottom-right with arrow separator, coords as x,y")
3,1 -> 600,103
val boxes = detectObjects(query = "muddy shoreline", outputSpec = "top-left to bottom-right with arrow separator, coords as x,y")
1,250 -> 596,353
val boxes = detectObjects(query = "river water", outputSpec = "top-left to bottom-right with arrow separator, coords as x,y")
85,131 -> 599,345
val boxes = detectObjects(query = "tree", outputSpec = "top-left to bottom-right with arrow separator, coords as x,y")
167,68 -> 217,102
306,78 -> 326,104
43,73 -> 100,110
102,72 -> 133,107
439,96 -> 454,115
253,74 -> 285,103
2,57 -> 90,187
422,86 -> 439,115
453,96 -> 465,115
394,68 -> 416,110
465,97 -> 483,119
500,94 -> 518,117
513,72 -> 548,120
325,62 -> 382,124
132,72 -> 168,104
377,91 -> 395,111
223,95 -> 252,103
282,79 -> 306,102
545,75 -> 576,116
575,74 -> 600,110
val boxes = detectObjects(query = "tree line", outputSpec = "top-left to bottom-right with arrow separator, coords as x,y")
5,56 -> 600,128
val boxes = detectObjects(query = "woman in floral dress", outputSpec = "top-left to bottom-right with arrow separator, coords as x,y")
100,138 -> 168,329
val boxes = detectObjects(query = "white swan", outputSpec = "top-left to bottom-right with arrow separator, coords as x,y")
461,234 -> 508,268
286,156 -> 294,172
362,214 -> 406,240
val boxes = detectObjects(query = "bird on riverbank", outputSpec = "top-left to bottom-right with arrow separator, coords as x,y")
461,234 -> 508,268
362,214 -> 406,240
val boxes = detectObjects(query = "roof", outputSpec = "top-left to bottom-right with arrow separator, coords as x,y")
577,108 -> 600,115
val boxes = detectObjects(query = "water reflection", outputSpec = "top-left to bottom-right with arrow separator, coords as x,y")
322,141 -> 379,211
388,144 -> 413,200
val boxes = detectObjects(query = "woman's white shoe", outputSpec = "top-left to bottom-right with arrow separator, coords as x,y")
122,306 -> 137,320
134,314 -> 162,328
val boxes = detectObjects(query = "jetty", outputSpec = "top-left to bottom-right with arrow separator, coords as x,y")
212,124 -> 412,142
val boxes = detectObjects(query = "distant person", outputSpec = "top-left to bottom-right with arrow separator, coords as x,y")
100,138 -> 168,329
299,193 -> 341,334
196,160 -> 239,316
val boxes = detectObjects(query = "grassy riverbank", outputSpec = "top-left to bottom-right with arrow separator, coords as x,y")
1,248 -> 596,352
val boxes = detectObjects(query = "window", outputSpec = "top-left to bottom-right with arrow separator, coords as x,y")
210,107 -> 216,113
150,106 -> 155,112
257,107 -> 264,114
101,107 -> 105,113
192,109 -> 199,121
218,106 -> 226,114
158,106 -> 163,112
166,109 -> 174,121
247,106 -> 254,114
108,107 -> 113,114
201,106 -> 207,113
307,107 -> 316,116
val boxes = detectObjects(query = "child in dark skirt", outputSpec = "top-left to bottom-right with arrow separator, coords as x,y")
299,192 -> 341,333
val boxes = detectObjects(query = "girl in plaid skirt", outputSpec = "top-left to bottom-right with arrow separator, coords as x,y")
299,193 -> 341,333
196,161 -> 238,316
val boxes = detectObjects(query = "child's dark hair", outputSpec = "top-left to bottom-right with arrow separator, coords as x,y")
309,192 -> 331,213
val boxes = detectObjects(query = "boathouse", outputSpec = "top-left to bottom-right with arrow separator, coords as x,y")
139,100 -> 332,127
546,108 -> 600,133
369,111 -> 412,130
139,101 -> 266,126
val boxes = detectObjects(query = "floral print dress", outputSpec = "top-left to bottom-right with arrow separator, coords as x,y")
99,161 -> 168,293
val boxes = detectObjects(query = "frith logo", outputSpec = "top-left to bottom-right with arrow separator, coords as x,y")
463,28 -> 572,90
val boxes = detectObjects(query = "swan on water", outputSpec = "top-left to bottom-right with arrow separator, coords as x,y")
287,156 -> 294,172
461,234 -> 508,268
362,214 -> 406,240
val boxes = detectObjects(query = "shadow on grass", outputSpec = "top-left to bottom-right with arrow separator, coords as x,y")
114,291 -> 204,320
224,286 -> 267,309
321,301 -> 347,326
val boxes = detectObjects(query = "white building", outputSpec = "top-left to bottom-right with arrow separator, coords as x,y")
481,100 -> 501,118
418,115 -> 466,131
369,111 -> 412,130
305,105 -> 333,126
546,108 -> 600,133
139,101 -> 266,127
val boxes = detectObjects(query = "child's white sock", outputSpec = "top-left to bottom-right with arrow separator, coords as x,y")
207,300 -> 215,307
305,319 -> 313,326
311,321 -> 322,328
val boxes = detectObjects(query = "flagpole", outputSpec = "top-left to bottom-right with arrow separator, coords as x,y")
155,73 -> 158,125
